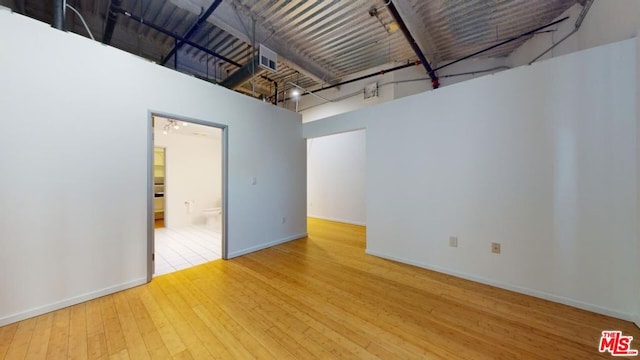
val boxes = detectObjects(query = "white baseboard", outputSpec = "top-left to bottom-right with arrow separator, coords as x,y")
307,215 -> 366,226
228,233 -> 308,258
0,277 -> 147,327
365,249 -> 636,323
634,315 -> 640,329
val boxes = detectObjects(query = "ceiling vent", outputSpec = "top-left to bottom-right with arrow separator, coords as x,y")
259,44 -> 277,73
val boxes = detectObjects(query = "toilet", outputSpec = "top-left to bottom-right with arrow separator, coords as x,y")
203,207 -> 222,227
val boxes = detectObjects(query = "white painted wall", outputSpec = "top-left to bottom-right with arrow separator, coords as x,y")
0,11 -> 306,326
153,129 -> 221,228
303,38 -> 639,321
307,130 -> 366,225
391,64 -> 431,100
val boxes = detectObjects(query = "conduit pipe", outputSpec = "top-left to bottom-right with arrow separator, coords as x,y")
297,66 -> 511,112
288,82 -> 331,103
528,0 -> 594,65
52,0 -> 64,30
277,60 -> 421,104
310,61 -> 420,94
434,16 -> 569,72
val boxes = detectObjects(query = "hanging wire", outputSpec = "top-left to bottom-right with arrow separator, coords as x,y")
65,4 -> 95,40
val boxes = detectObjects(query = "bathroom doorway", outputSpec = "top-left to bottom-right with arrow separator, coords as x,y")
153,147 -> 166,228
148,113 -> 227,280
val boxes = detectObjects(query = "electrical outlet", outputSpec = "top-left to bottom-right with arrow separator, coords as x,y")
491,242 -> 501,254
449,236 -> 458,248
282,217 -> 286,224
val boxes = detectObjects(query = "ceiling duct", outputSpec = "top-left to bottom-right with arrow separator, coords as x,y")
221,55 -> 265,90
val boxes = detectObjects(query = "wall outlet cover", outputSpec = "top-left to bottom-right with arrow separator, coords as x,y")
491,242 -> 501,254
449,236 -> 458,247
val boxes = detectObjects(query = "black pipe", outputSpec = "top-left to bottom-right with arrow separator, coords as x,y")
103,0 -> 123,44
52,0 -> 64,30
114,7 -> 242,68
173,38 -> 178,69
385,1 -> 439,88
161,0 -> 223,66
273,82 -> 278,105
434,16 -> 569,72
314,61 -> 420,93
278,60 -> 421,103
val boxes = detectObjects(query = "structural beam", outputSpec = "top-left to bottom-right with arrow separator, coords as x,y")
391,0 -> 440,63
385,0 -> 439,88
103,0 -> 123,44
161,0 -> 223,66
114,7 -> 242,68
170,0 -> 339,85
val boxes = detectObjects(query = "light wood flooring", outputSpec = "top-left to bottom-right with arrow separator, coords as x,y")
1,218 -> 638,359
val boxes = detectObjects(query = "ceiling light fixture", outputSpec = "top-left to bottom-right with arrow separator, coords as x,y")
291,89 -> 300,97
162,119 -> 181,135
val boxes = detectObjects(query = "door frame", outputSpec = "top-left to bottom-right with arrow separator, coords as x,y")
147,111 -> 229,282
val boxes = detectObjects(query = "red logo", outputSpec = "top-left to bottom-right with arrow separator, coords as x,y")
599,331 -> 638,356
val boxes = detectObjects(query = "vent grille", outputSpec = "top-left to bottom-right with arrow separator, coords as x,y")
259,44 -> 277,73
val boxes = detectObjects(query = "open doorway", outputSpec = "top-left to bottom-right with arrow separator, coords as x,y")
147,113 -> 227,280
307,129 -> 367,226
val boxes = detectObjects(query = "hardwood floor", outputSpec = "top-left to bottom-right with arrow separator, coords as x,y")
1,218 -> 638,359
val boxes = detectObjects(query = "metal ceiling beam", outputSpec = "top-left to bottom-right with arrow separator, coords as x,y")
390,0 -> 440,63
170,0 -> 339,85
385,0 -> 439,88
114,7 -> 242,68
161,0 -> 223,66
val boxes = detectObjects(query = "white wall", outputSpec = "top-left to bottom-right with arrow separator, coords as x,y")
307,130 -> 366,225
0,11 -> 306,325
303,38 -> 639,321
153,128 -> 221,228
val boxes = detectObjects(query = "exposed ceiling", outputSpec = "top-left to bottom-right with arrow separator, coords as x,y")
10,0 -> 578,102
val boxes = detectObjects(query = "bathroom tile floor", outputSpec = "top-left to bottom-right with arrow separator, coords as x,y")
154,226 -> 221,276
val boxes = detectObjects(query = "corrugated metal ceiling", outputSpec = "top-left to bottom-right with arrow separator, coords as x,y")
14,0 -> 578,101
